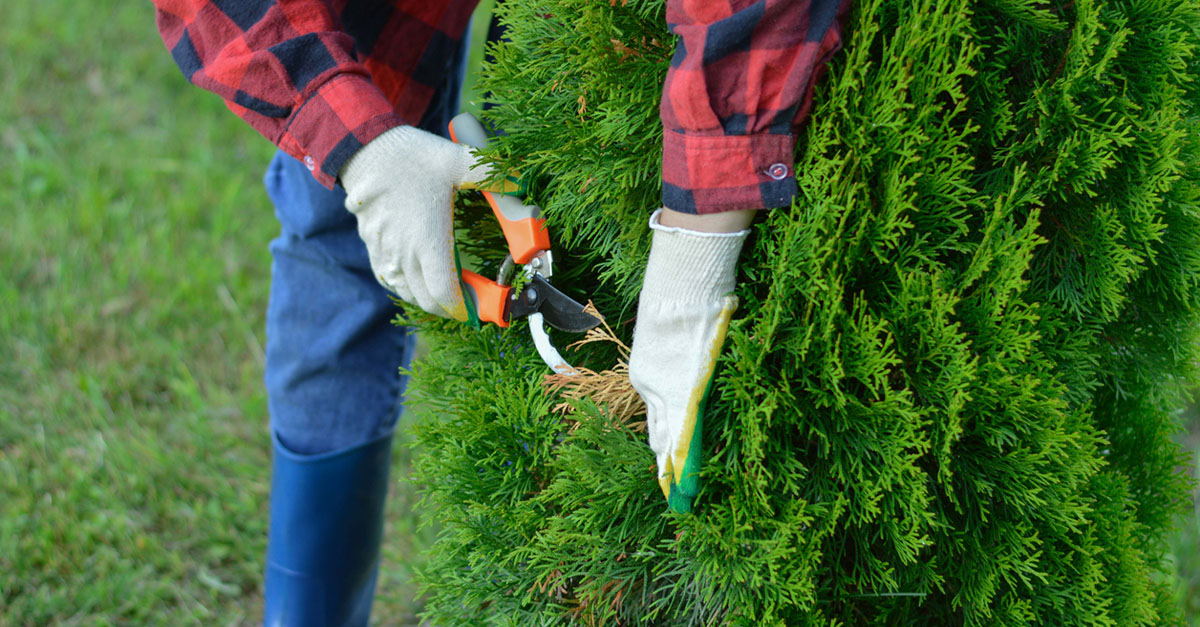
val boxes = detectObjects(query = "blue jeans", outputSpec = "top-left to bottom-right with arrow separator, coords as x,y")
263,152 -> 415,456
263,38 -> 468,456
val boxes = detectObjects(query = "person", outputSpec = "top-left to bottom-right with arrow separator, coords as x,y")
152,0 -> 849,624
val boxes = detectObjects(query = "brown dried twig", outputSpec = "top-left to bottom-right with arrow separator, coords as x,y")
542,302 -> 647,431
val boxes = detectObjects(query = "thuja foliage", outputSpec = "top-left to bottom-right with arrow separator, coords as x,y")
406,0 -> 1200,623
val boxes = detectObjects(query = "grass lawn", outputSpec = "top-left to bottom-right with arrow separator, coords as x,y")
0,0 -> 501,622
0,0 -> 1195,624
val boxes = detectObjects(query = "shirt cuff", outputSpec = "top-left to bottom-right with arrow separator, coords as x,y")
661,130 -> 798,215
277,73 -> 405,189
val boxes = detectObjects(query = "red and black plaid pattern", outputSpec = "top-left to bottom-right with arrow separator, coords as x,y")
661,0 -> 851,214
154,0 -> 477,188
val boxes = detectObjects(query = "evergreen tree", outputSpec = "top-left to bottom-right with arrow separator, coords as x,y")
407,0 -> 1200,623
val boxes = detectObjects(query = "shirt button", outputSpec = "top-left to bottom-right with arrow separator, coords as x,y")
303,155 -> 315,171
767,163 -> 789,181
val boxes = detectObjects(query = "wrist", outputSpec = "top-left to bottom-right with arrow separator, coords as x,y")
658,207 -> 758,233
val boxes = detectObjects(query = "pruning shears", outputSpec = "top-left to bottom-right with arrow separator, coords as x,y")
448,113 -> 601,374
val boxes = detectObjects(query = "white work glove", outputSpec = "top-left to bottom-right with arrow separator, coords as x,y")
629,209 -> 749,513
339,125 -> 491,321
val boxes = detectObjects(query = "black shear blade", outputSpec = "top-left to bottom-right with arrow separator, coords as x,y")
509,275 -> 602,333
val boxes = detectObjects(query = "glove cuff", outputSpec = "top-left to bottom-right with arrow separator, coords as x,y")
641,208 -> 750,304
339,125 -> 413,195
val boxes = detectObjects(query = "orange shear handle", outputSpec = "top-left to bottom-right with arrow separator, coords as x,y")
448,113 -> 550,265
460,269 -> 511,328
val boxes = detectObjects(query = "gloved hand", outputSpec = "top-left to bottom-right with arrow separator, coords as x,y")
629,209 -> 750,513
339,125 -> 492,321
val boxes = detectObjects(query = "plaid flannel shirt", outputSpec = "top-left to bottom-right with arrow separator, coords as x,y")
154,0 -> 849,213
153,0 -> 478,188
662,0 -> 851,214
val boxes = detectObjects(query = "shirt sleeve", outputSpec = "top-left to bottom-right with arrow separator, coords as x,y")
660,0 -> 852,214
153,0 -> 405,188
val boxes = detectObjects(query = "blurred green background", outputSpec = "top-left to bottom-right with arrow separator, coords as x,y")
0,0 -> 1194,624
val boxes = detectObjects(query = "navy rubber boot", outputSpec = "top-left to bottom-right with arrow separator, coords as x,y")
263,432 -> 393,626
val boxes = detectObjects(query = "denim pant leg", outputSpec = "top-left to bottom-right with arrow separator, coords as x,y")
263,153 -> 415,456
263,37 -> 468,456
